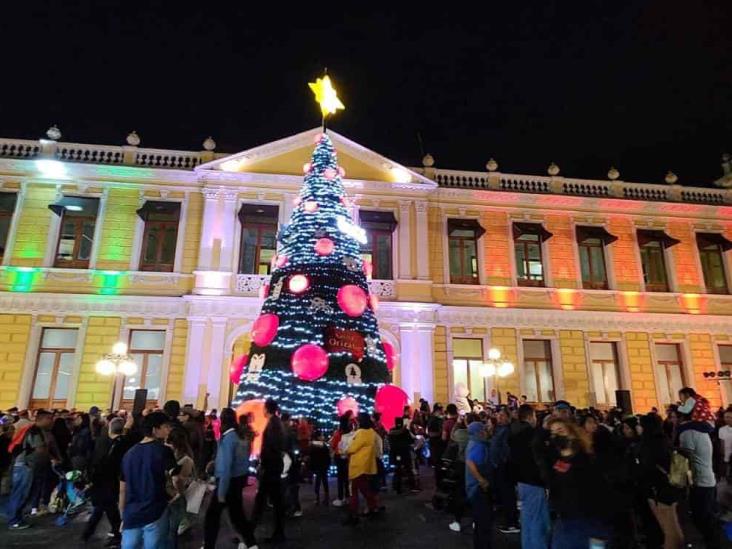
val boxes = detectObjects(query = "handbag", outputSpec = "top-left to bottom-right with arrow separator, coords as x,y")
185,479 -> 207,514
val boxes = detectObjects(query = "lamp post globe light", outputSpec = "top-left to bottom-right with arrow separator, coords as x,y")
480,347 -> 515,405
95,341 -> 137,409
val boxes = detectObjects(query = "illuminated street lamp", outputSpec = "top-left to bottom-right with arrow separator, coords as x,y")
480,347 -> 515,405
95,342 -> 137,408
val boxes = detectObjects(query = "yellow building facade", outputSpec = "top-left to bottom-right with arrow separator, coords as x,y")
1,128 -> 732,414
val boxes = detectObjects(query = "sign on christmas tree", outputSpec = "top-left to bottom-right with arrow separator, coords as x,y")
233,75 -> 407,429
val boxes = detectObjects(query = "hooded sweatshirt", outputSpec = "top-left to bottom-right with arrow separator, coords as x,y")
465,422 -> 490,499
678,421 -> 715,487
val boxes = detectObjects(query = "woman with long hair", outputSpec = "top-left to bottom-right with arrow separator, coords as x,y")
166,428 -> 194,548
545,417 -> 616,548
203,407 -> 256,549
330,413 -> 355,506
638,413 -> 684,549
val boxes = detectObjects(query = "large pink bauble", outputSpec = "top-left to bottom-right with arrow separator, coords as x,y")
289,274 -> 310,294
337,285 -> 368,317
275,255 -> 288,268
324,167 -> 337,180
383,341 -> 397,372
304,201 -> 318,213
336,396 -> 359,417
291,343 -> 329,381
375,384 -> 409,430
314,238 -> 335,256
251,313 -> 279,346
229,354 -> 249,384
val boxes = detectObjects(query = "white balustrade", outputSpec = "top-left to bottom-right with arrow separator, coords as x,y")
369,279 -> 396,299
235,273 -> 270,296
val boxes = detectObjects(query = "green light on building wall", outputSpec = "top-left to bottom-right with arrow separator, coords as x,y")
7,267 -> 41,292
96,270 -> 124,295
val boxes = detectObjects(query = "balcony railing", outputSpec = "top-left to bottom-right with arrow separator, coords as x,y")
430,168 -> 732,206
0,137 -> 226,170
234,273 -> 396,299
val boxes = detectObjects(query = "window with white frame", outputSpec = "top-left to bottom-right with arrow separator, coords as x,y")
31,328 -> 78,409
452,338 -> 485,402
589,341 -> 621,405
49,196 -> 99,269
448,219 -> 484,285
359,210 -> 397,280
137,201 -> 181,272
238,204 -> 279,275
123,330 -> 166,405
697,233 -> 731,295
513,223 -> 553,287
522,339 -> 555,402
654,343 -> 685,405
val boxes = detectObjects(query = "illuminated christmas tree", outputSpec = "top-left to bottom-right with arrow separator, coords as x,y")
232,76 -> 402,428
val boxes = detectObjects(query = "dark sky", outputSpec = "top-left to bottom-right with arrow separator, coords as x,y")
2,1 -> 730,185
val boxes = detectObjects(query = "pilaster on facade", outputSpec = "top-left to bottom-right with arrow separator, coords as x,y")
399,322 -> 436,404
414,200 -> 430,280
398,201 -> 412,279
1,181 -> 26,266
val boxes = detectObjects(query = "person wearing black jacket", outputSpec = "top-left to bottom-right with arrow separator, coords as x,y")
254,399 -> 287,543
82,417 -> 130,544
387,417 -> 416,494
509,404 -> 550,549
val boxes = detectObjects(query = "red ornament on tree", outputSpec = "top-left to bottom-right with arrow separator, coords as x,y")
229,354 -> 249,384
375,384 -> 409,430
383,341 -> 398,372
291,343 -> 329,381
337,285 -> 368,317
275,255 -> 288,268
314,238 -> 335,256
336,396 -> 359,416
252,313 -> 279,346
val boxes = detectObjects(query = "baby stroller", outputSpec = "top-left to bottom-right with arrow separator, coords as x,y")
48,465 -> 89,525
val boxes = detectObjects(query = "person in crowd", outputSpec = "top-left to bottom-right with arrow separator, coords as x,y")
372,412 -> 388,490
465,420 -> 492,549
7,409 -> 53,529
83,416 -> 129,545
509,404 -> 550,548
447,413 -> 470,532
330,413 -> 355,506
544,417 -> 616,548
51,415 -> 72,468
427,404 -> 445,470
491,407 -> 519,534
254,398 -> 286,543
678,408 -> 720,548
344,412 -> 381,525
69,412 -> 94,472
637,413 -> 684,549
0,421 -> 15,496
281,413 -> 303,518
119,411 -> 179,549
166,427 -> 194,548
718,409 -> 732,479
181,406 -> 205,477
28,411 -> 61,517
309,430 -> 331,505
388,416 -> 417,495
204,407 -> 257,549
552,400 -> 574,422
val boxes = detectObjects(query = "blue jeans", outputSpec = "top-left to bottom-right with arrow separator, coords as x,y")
8,465 -> 33,525
518,482 -> 550,549
122,507 -> 169,549
552,517 -> 609,549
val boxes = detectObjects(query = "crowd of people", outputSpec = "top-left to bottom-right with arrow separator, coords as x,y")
0,386 -> 731,548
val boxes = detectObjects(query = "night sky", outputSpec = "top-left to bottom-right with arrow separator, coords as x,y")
2,1 -> 730,185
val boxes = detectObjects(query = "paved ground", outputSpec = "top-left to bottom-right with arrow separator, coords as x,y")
4,468 -> 518,549
3,467 -> 730,548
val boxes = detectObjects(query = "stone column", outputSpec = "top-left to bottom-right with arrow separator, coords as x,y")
205,317 -> 228,408
399,323 -> 435,403
398,201 -> 412,279
217,192 -> 239,272
415,201 -> 430,280
183,317 -> 207,406
197,188 -> 221,271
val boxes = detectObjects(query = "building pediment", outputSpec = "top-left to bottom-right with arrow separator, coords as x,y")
196,127 -> 436,188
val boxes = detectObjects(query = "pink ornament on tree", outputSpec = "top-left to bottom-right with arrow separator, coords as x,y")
314,238 -> 335,256
229,354 -> 249,384
303,201 -> 318,213
259,283 -> 270,299
291,343 -> 329,381
336,396 -> 359,417
289,274 -> 310,294
337,285 -> 368,317
383,341 -> 398,372
251,313 -> 279,346
275,255 -> 288,268
375,384 -> 409,430
324,167 -> 337,180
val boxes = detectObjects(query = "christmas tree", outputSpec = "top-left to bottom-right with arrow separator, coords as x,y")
232,77 -> 402,429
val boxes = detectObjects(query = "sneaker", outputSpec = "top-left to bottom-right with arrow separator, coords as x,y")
30,508 -> 38,516
498,525 -> 521,534
9,521 -> 31,530
449,521 -> 461,532
332,499 -> 344,507
292,510 -> 303,518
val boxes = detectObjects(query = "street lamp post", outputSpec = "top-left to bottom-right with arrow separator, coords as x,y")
480,347 -> 515,405
95,342 -> 137,410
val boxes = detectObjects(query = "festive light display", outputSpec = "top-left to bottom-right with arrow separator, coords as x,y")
230,354 -> 249,384
288,274 -> 310,293
233,133 -> 393,429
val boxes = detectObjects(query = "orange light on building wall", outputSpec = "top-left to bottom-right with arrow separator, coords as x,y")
487,286 -> 513,308
680,293 -> 705,315
621,291 -> 643,312
555,288 -> 578,310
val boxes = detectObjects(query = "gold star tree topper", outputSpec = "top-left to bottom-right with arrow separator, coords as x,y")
309,75 -> 345,117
